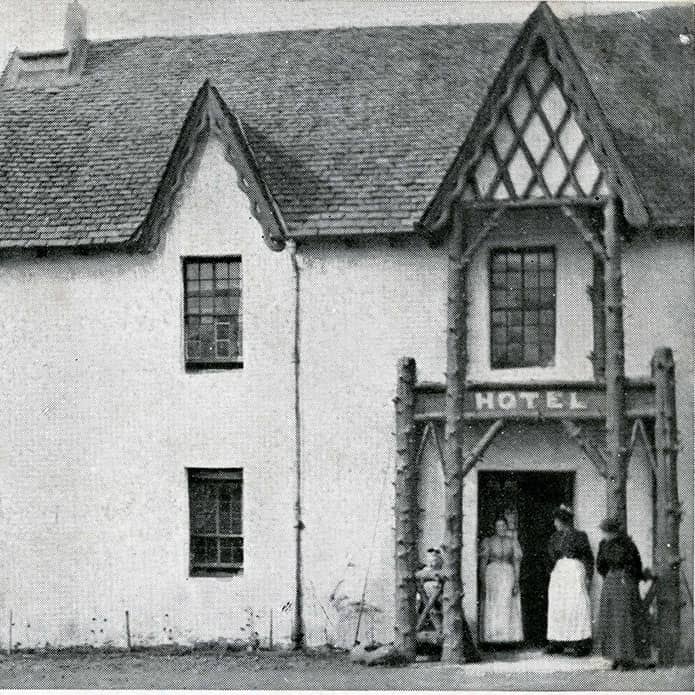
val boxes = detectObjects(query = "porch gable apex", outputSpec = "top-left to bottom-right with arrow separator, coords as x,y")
417,2 -> 649,243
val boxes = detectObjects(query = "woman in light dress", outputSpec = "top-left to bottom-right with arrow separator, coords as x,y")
479,517 -> 524,644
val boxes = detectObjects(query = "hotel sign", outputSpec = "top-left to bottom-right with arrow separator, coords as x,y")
413,381 -> 656,421
470,389 -> 593,414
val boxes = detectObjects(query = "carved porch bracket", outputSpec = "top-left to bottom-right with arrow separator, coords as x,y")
560,419 -> 608,478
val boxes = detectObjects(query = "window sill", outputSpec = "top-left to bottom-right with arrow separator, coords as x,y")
186,361 -> 244,372
190,569 -> 244,578
491,363 -> 556,371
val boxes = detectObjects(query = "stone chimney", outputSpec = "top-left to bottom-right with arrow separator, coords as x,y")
0,0 -> 88,87
64,1 -> 87,51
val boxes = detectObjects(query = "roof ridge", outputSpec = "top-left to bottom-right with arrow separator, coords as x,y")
11,4 -> 689,59
56,3 -> 692,51
82,20 -> 518,50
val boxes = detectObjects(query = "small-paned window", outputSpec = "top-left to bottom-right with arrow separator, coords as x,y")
184,257 -> 242,370
490,247 -> 555,369
188,468 -> 243,576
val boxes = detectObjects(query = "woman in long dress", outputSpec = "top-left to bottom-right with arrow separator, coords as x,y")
546,505 -> 594,656
480,517 -> 523,644
596,517 -> 650,670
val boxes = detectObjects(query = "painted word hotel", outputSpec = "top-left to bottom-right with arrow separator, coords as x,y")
473,390 -> 600,412
0,0 -> 691,666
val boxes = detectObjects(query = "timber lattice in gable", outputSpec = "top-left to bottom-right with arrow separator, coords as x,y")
464,43 -> 610,203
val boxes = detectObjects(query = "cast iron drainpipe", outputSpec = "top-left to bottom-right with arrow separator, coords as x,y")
288,239 -> 305,649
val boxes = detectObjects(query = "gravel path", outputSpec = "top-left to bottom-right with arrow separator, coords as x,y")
0,650 -> 691,690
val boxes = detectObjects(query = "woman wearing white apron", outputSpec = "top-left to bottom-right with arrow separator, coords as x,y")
546,505 -> 594,656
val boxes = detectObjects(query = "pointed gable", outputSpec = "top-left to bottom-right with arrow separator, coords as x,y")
466,40 -> 609,203
420,3 -> 650,239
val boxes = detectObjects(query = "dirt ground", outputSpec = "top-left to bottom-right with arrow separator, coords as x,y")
0,649 -> 692,690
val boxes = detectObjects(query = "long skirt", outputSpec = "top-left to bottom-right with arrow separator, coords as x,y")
598,569 -> 649,662
547,558 -> 592,642
483,561 -> 523,643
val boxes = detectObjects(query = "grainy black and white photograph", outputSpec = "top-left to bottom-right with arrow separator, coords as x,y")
0,0 -> 692,690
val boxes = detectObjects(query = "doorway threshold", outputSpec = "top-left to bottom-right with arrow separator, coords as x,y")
459,649 -> 612,673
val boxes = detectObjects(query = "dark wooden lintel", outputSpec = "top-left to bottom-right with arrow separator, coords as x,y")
461,196 -> 606,212
413,378 -> 653,393
414,409 -> 655,424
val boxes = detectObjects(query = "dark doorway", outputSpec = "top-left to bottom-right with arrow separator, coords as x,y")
477,470 -> 574,647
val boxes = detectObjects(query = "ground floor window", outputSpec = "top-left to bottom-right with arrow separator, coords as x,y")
188,468 -> 243,576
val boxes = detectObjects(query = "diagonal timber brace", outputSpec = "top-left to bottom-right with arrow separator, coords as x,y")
560,419 -> 608,478
462,419 -> 506,478
561,205 -> 607,262
461,208 -> 504,266
628,417 -> 658,476
415,421 -> 437,467
431,423 -> 446,471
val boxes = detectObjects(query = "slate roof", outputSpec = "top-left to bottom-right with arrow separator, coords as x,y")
563,6 -> 693,231
0,4 -> 691,249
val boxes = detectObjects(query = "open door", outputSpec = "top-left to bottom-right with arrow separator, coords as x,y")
478,471 -> 575,647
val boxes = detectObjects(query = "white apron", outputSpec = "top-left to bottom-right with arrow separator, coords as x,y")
547,557 -> 592,641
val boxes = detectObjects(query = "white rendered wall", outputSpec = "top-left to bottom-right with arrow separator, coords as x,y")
296,212 -> 692,654
297,212 -> 595,648
0,144 -> 691,657
0,134 -> 297,650
296,237 -> 447,648
623,233 -> 694,654
467,208 -> 595,383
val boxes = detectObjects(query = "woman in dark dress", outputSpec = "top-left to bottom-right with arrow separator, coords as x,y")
596,518 -> 649,670
546,505 -> 594,656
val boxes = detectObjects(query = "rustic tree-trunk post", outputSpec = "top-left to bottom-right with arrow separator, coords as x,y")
602,197 -> 628,528
394,356 -> 418,660
441,203 -> 479,664
652,347 -> 681,666
590,252 -> 606,380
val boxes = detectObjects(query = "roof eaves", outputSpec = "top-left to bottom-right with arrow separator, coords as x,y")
124,80 -> 211,253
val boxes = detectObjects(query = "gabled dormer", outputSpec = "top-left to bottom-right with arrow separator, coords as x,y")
419,2 -> 650,239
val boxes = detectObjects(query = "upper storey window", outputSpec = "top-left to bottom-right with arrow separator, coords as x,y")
184,257 -> 242,370
490,248 -> 555,369
464,48 -> 609,202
